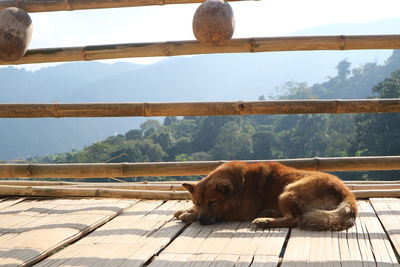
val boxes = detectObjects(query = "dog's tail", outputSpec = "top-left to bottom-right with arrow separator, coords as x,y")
299,196 -> 358,231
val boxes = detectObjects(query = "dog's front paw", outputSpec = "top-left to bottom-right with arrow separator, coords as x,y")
178,212 -> 198,224
174,209 -> 186,219
252,217 -> 274,228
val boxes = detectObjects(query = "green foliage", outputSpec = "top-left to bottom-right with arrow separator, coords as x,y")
353,69 -> 400,161
212,121 -> 254,160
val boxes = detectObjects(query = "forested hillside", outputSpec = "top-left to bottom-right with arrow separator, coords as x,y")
32,51 -> 400,181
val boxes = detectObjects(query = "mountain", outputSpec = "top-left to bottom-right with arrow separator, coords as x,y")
1,18 -> 400,160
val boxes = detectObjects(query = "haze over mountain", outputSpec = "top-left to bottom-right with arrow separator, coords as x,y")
1,18 -> 399,160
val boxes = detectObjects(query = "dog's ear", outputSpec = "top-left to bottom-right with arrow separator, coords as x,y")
182,183 -> 195,194
215,180 -> 234,196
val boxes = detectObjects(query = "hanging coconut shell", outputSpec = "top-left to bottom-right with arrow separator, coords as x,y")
192,0 -> 235,45
0,7 -> 33,62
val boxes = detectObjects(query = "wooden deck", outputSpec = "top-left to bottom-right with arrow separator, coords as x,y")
0,198 -> 399,266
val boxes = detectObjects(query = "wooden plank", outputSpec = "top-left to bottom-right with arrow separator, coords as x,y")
251,227 -> 289,267
151,221 -> 287,266
356,201 -> 398,266
370,197 -> 400,263
37,200 -> 192,267
0,198 -> 25,210
0,198 -> 135,266
151,222 -> 235,266
281,200 -> 398,267
280,229 -> 310,267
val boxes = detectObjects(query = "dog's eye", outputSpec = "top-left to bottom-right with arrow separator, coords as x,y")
208,200 -> 217,207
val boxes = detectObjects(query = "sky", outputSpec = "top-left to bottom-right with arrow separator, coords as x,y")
12,0 -> 400,67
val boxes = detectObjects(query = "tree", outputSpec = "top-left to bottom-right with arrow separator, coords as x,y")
191,116 -> 232,152
336,59 -> 351,81
168,137 -> 193,160
125,129 -> 142,140
164,116 -> 178,126
108,141 -> 143,162
212,121 -> 253,160
280,115 -> 329,158
252,130 -> 279,159
140,120 -> 161,137
135,139 -> 166,162
151,131 -> 175,153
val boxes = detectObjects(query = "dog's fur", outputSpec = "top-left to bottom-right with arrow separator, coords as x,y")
174,161 -> 357,231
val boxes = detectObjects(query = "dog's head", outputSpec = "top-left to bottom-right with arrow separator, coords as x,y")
182,162 -> 245,225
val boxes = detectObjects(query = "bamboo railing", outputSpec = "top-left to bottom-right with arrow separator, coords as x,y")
1,156 -> 399,179
3,35 -> 400,65
0,0 -> 255,12
0,181 -> 400,199
2,180 -> 400,191
1,99 -> 400,118
0,2 -> 399,200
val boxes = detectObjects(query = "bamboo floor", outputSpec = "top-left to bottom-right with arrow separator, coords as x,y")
0,197 -> 399,266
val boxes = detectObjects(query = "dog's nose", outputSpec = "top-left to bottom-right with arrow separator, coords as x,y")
198,214 -> 209,225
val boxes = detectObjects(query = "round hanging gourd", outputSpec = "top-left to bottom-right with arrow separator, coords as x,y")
0,7 -> 33,62
192,0 -> 235,45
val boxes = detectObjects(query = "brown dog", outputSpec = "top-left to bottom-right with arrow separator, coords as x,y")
174,161 -> 357,231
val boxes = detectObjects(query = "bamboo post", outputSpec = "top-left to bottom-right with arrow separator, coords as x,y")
3,35 -> 400,65
0,156 -> 399,179
0,0 -> 256,12
1,99 -> 400,118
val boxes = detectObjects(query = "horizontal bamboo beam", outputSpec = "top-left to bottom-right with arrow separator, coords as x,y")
0,184 -> 398,199
352,189 -> 400,199
344,180 -> 400,184
0,0 -> 255,12
1,99 -> 400,118
0,185 -> 190,199
2,180 -> 400,191
4,35 -> 400,65
1,156 -> 399,179
346,184 -> 400,191
0,180 -> 185,190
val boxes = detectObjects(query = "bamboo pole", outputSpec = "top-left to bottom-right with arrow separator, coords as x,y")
1,99 -> 400,118
4,35 -> 400,65
0,0 -> 256,12
0,156 -> 399,179
0,185 -> 190,200
0,184 -> 398,199
0,180 -> 185,190
346,184 -> 400,191
2,180 -> 400,191
352,189 -> 400,199
0,180 -> 80,186
344,180 -> 400,184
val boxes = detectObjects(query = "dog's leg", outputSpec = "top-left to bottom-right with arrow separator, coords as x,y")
253,191 -> 301,228
253,215 -> 300,228
174,206 -> 198,224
